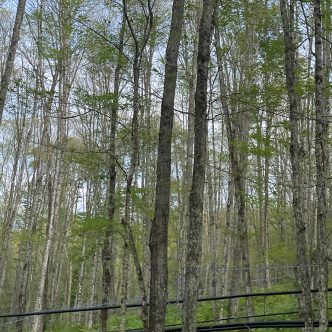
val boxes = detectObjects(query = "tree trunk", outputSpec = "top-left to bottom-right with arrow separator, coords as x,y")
0,121 -> 28,293
177,2 -> 200,301
149,0 -> 185,330
207,161 -> 217,318
314,0 -> 329,330
32,2 -> 72,328
15,66 -> 58,331
74,237 -> 86,325
31,147 -> 64,332
100,13 -> 125,332
119,238 -> 129,332
88,249 -> 100,329
0,0 -> 26,124
182,1 -> 216,330
120,1 -> 153,330
219,173 -> 233,319
215,22 -> 254,319
280,0 -> 313,329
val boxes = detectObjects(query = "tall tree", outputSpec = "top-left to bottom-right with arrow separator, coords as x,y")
0,0 -> 26,124
280,0 -> 313,329
31,0 -> 78,329
177,1 -> 200,300
100,12 -> 126,332
120,1 -> 153,330
182,1 -> 216,330
149,0 -> 185,330
314,0 -> 329,330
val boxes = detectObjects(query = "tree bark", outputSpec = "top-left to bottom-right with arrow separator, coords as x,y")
177,1 -> 200,301
120,1 -> 153,330
215,22 -> 254,319
182,1 -> 216,330
149,0 -> 185,331
100,13 -> 125,332
74,237 -> 86,325
0,0 -> 26,124
314,1 -> 329,330
32,2 -> 73,329
280,0 -> 313,329
88,249 -> 100,329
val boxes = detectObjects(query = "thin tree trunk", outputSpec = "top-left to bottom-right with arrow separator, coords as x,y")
149,0 -> 184,330
215,22 -> 254,319
0,0 -> 26,124
182,1 -> 216,330
207,161 -> 217,318
177,3 -> 200,301
124,221 -> 149,330
100,13 -> 125,332
15,66 -> 58,331
88,249 -> 100,329
219,174 -> 233,319
314,0 -> 329,330
280,0 -> 313,329
74,237 -> 86,325
119,239 -> 130,332
31,149 -> 64,332
0,126 -> 27,292
32,3 -> 71,327
263,116 -> 272,289
120,1 -> 153,330
66,261 -> 73,323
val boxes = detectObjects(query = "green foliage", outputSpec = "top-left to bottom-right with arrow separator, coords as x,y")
248,134 -> 275,158
45,322 -> 97,332
108,310 -> 142,331
44,280 -> 310,331
78,91 -> 116,108
72,214 -> 124,238
95,44 -> 118,64
68,214 -> 124,265
65,138 -> 107,180
131,187 -> 154,219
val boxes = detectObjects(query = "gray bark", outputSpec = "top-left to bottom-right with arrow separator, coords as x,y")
88,249 -> 100,329
120,1 -> 153,330
100,13 -> 125,332
215,23 -> 254,319
314,0 -> 329,330
177,2 -> 200,301
0,0 -> 26,124
219,174 -> 233,319
182,1 -> 216,330
74,237 -> 86,325
149,0 -> 185,330
280,0 -> 313,329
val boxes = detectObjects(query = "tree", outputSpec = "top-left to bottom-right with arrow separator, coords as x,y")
177,0 -> 200,301
280,0 -> 313,329
314,0 -> 329,330
100,11 -> 125,332
149,0 -> 185,330
31,0 -> 79,329
182,1 -> 217,330
0,0 -> 26,124
119,1 -> 153,330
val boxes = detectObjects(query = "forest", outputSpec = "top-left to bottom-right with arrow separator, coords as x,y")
0,0 -> 331,331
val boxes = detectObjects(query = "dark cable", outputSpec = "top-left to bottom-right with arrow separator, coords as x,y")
0,287 -> 331,319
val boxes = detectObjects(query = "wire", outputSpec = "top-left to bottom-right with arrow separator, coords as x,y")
127,320 -> 332,331
195,306 -> 332,326
1,287 -> 331,319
